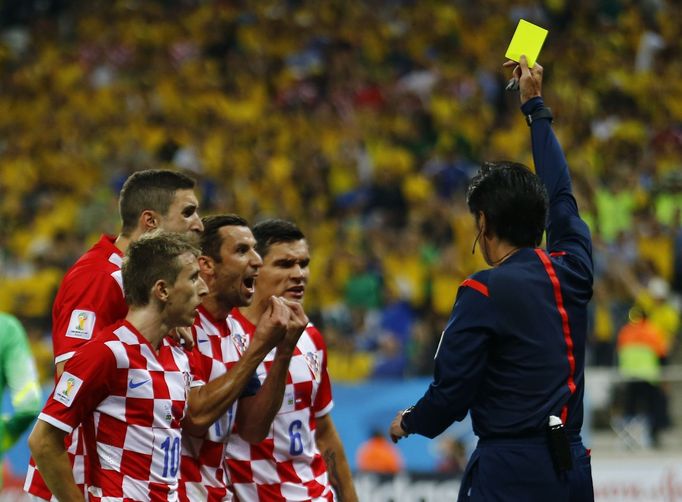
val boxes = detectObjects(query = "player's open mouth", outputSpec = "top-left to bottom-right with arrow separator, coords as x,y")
243,277 -> 256,294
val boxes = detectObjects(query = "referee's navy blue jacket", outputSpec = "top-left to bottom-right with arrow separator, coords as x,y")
403,97 -> 593,440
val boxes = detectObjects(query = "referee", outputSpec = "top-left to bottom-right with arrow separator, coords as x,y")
389,56 -> 594,501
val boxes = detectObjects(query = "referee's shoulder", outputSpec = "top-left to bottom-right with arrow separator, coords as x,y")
458,270 -> 491,299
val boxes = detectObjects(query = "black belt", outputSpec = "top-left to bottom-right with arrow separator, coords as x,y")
479,430 -> 581,443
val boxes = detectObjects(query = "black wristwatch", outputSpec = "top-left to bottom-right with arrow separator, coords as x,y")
526,107 -> 553,126
400,406 -> 414,435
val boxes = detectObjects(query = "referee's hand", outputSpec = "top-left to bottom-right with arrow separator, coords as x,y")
389,410 -> 408,443
503,54 -> 543,105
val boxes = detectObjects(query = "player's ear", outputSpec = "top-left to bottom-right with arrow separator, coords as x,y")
198,255 -> 214,277
140,210 -> 159,231
153,279 -> 169,303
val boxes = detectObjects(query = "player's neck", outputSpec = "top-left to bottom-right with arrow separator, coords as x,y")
201,293 -> 231,322
239,296 -> 268,326
114,234 -> 131,253
116,226 -> 147,253
125,308 -> 168,351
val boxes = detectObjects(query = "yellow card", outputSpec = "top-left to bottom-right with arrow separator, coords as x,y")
505,19 -> 548,67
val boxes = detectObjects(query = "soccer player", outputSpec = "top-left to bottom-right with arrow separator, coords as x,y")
0,312 -> 42,490
28,232 -> 208,501
227,219 -> 358,502
180,214 -> 309,501
389,57 -> 594,501
25,169 -> 203,500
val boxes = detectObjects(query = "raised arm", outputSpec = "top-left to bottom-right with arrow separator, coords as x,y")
235,300 -> 308,443
183,296 -> 288,434
507,56 -> 592,267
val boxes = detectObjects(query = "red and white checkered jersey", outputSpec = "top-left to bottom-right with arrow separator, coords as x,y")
51,234 -> 128,365
179,306 -> 260,502
38,320 -> 202,502
226,309 -> 334,502
25,234 -> 127,501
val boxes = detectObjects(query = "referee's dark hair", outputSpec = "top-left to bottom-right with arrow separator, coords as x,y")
200,214 -> 250,262
119,170 -> 196,236
252,219 -> 306,259
466,161 -> 548,248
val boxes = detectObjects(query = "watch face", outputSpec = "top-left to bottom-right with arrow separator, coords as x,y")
400,406 -> 414,433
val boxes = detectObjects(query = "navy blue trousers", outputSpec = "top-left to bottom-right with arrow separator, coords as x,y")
457,437 -> 594,501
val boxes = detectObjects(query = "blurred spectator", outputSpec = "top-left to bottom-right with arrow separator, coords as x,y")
634,277 -> 680,360
23,318 -> 54,384
356,429 -> 404,475
616,308 -> 667,447
435,436 -> 467,476
589,280 -> 616,366
673,208 -> 682,295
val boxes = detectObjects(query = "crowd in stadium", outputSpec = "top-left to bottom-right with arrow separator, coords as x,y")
0,0 -> 680,386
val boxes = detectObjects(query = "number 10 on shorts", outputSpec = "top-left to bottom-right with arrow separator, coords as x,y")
152,430 -> 181,482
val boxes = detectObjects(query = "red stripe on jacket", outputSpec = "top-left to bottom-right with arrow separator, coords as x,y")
535,249 -> 576,424
461,279 -> 489,297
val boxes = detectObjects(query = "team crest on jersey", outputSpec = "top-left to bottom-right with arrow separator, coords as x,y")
304,351 -> 321,382
182,371 -> 192,389
54,372 -> 83,407
66,310 -> 96,339
232,332 -> 248,355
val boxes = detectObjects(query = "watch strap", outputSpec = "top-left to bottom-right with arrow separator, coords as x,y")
526,107 -> 553,126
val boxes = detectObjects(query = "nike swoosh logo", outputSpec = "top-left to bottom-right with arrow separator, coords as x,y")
198,339 -> 209,343
129,379 -> 150,389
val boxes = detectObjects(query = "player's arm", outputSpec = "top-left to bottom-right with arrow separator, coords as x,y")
183,296 -> 288,434
236,300 -> 308,442
0,315 -> 42,454
316,414 -> 358,502
28,420 -> 84,502
28,342 -> 113,501
391,281 -> 493,441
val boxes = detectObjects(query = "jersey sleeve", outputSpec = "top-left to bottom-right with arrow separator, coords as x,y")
310,327 -> 333,418
523,97 -> 593,278
39,341 -> 116,433
403,279 -> 493,438
52,271 -> 127,365
185,333 -> 208,388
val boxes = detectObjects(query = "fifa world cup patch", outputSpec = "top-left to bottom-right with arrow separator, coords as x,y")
66,309 -> 96,339
54,372 -> 84,407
